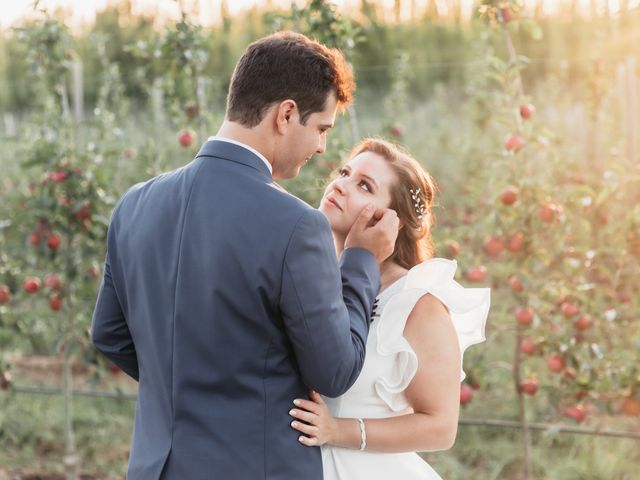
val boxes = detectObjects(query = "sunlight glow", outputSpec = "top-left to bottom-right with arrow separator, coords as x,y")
2,0 -> 640,33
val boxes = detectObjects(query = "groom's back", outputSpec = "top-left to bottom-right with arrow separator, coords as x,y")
107,143 -> 326,479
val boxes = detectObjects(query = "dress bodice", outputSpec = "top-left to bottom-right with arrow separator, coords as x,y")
320,258 -> 490,480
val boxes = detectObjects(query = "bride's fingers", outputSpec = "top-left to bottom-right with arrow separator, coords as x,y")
298,435 -> 319,447
309,390 -> 325,404
291,420 -> 318,437
293,398 -> 321,414
289,408 -> 319,425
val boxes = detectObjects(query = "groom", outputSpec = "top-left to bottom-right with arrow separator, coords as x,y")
91,31 -> 399,479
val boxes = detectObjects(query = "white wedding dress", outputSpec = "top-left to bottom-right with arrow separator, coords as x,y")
321,258 -> 490,480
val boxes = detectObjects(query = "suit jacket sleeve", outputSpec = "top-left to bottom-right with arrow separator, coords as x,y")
280,209 -> 380,398
91,213 -> 139,381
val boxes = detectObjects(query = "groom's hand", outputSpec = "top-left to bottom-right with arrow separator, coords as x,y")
345,204 -> 399,264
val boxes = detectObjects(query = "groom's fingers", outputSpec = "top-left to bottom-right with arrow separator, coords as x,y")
351,203 -> 376,231
374,208 -> 400,230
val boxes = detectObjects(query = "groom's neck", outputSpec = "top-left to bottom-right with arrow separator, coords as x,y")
216,120 -> 274,165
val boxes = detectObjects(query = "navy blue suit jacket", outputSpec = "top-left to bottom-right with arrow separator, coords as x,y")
91,139 -> 380,479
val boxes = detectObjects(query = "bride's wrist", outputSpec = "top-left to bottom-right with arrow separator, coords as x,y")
333,418 -> 362,449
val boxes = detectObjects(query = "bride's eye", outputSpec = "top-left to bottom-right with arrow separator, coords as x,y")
338,168 -> 349,177
359,180 -> 371,192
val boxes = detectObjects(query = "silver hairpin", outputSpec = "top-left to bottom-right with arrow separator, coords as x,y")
410,188 -> 425,220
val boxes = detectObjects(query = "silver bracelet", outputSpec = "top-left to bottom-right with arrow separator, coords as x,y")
356,418 -> 366,451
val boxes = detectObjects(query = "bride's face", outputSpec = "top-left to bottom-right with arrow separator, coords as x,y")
319,151 -> 397,236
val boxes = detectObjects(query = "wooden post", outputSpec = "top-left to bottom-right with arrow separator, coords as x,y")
3,113 -> 17,138
197,75 -> 207,142
626,56 -> 638,167
72,59 -> 83,123
618,57 -> 638,167
151,77 -> 164,131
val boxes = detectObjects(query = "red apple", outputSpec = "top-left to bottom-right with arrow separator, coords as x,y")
51,171 -> 67,183
58,195 -> 73,206
547,354 -> 565,373
520,104 -> 536,119
520,377 -> 538,395
447,241 -> 461,258
575,314 -> 593,331
460,383 -> 473,405
75,201 -> 92,221
49,296 -> 63,312
515,307 -> 535,326
465,266 -> 487,283
44,274 -> 62,290
575,390 -> 589,400
110,363 -> 121,375
178,129 -> 196,148
561,302 -> 580,318
564,404 -> 586,423
506,232 -> 525,253
0,285 -> 10,304
500,186 -> 519,205
520,337 -> 537,356
47,233 -> 62,250
484,236 -> 504,258
29,232 -> 41,246
500,6 -> 513,23
539,203 -> 560,223
87,265 -> 100,279
621,397 -> 640,416
390,125 -> 403,138
0,370 -> 11,390
508,275 -> 524,293
23,277 -> 41,294
504,134 -> 526,153
617,291 -> 631,304
123,147 -> 137,159
184,101 -> 200,119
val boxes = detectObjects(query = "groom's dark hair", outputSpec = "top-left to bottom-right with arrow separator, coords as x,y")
226,31 -> 355,127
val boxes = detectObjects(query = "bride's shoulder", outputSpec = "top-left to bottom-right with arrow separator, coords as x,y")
404,290 -> 452,333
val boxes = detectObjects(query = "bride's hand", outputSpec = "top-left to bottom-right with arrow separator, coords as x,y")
290,390 -> 338,447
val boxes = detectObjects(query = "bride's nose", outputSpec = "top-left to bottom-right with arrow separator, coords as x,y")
333,179 -> 346,195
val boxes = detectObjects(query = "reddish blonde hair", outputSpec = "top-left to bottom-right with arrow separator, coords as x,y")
346,138 -> 436,270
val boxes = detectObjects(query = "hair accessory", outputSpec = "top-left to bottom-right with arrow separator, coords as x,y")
410,188 -> 425,220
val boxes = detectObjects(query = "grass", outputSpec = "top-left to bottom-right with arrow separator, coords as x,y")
1,388 -> 639,478
0,390 -> 134,477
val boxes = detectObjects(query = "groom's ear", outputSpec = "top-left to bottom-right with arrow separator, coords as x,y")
275,99 -> 298,135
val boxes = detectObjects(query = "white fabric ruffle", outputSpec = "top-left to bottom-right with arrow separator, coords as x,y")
373,258 -> 490,412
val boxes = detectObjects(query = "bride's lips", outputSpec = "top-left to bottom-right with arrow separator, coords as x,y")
325,196 -> 343,211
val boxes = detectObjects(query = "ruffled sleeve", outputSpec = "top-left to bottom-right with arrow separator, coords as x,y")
374,258 -> 490,412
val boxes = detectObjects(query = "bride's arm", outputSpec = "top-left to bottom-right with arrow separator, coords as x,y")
290,294 -> 461,453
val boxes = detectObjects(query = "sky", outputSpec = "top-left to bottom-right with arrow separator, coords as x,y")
2,0 -> 638,33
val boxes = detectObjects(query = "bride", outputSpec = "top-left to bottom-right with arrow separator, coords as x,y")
288,138 -> 490,479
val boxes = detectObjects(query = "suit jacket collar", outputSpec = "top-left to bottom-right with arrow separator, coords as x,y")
196,139 -> 273,180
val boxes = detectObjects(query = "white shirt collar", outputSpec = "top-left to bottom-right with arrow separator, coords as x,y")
207,136 -> 273,174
